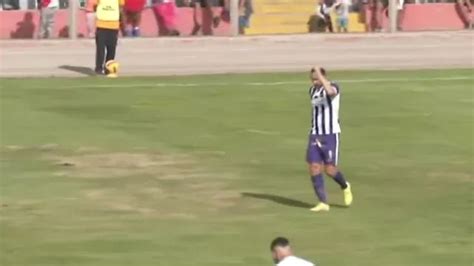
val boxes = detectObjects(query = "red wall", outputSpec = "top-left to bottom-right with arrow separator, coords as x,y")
364,3 -> 468,31
402,3 -> 467,31
0,3 -> 469,39
2,7 -> 230,39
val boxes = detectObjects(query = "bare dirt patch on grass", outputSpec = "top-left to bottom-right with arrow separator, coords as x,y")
49,152 -> 198,179
44,150 -> 241,217
4,147 -> 241,218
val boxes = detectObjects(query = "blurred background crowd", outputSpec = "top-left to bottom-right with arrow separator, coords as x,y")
1,0 -> 472,38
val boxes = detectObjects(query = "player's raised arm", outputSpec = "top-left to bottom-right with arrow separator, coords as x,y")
312,67 -> 338,96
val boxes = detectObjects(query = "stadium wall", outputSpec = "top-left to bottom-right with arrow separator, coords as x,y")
1,7 -> 230,39
364,3 -> 468,31
0,4 -> 468,39
402,4 -> 468,31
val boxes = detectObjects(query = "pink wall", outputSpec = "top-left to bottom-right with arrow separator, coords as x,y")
0,3 -> 469,39
402,3 -> 467,31
1,7 -> 230,39
364,3 -> 468,32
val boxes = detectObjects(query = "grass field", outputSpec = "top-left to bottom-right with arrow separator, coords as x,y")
0,69 -> 473,266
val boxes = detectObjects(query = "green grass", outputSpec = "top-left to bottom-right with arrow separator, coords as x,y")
0,69 -> 473,266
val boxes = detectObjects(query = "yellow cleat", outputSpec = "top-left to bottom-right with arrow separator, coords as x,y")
310,202 -> 330,212
343,182 -> 353,206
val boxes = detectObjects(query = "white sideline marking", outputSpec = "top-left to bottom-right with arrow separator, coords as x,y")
28,75 -> 473,89
245,129 -> 280,135
368,112 -> 433,118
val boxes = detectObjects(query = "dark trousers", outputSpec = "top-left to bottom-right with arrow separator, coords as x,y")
324,14 -> 334,32
95,28 -> 119,72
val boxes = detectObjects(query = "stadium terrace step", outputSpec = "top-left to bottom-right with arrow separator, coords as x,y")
250,14 -> 313,27
246,24 -> 308,35
247,13 -> 366,35
248,0 -> 366,34
257,4 -> 315,14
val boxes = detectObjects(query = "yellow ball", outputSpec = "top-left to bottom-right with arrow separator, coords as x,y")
105,60 -> 120,74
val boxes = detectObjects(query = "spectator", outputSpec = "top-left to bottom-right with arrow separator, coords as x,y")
153,0 -> 180,36
37,0 -> 59,38
359,0 -> 370,31
86,0 -> 96,38
123,0 -> 146,37
334,0 -> 351,32
270,237 -> 315,266
238,0 -> 253,34
397,0 -> 404,30
11,12 -> 35,38
456,0 -> 473,29
372,0 -> 385,32
191,0 -> 220,35
220,0 -> 230,23
316,0 -> 334,33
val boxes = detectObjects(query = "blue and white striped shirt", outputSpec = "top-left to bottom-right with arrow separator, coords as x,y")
309,82 -> 341,135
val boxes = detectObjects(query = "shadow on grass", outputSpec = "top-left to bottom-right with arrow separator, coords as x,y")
59,65 -> 96,76
242,192 -> 312,209
242,192 -> 348,209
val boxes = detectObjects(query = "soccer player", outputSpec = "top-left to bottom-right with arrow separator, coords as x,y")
270,237 -> 315,266
306,67 -> 353,212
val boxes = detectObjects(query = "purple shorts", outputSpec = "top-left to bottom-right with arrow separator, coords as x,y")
306,134 -> 340,165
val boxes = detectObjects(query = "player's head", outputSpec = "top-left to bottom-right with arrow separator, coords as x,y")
270,237 -> 293,263
310,67 -> 327,85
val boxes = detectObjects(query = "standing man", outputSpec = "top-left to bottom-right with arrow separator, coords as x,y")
316,0 -> 334,33
334,0 -> 351,33
38,0 -> 59,38
91,0 -> 124,76
153,0 -> 180,36
85,0 -> 96,38
270,237 -> 315,266
123,0 -> 146,37
191,0 -> 221,35
372,0 -> 385,32
456,0 -> 473,29
306,67 -> 353,212
238,0 -> 253,35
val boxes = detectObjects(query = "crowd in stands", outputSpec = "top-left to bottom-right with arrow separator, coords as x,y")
310,0 -> 472,32
2,0 -> 254,38
1,0 -> 472,38
318,0 -> 408,32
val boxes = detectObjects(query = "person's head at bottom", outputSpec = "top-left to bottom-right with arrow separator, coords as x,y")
270,237 -> 292,264
270,237 -> 315,266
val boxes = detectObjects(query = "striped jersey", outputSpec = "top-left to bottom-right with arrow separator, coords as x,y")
309,82 -> 341,135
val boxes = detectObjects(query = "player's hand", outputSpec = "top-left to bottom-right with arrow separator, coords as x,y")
313,66 -> 323,78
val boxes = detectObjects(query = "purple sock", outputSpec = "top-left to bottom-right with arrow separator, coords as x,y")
332,171 -> 348,189
311,174 -> 327,203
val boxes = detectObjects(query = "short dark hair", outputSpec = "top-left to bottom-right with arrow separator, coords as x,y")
311,67 -> 327,76
270,237 -> 290,250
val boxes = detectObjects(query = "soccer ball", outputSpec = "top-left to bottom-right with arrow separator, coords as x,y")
105,60 -> 119,78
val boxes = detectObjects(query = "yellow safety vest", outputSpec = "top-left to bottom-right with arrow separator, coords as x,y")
96,0 -> 119,21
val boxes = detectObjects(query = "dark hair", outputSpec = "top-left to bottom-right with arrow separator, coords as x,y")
270,237 -> 290,250
311,67 -> 327,76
